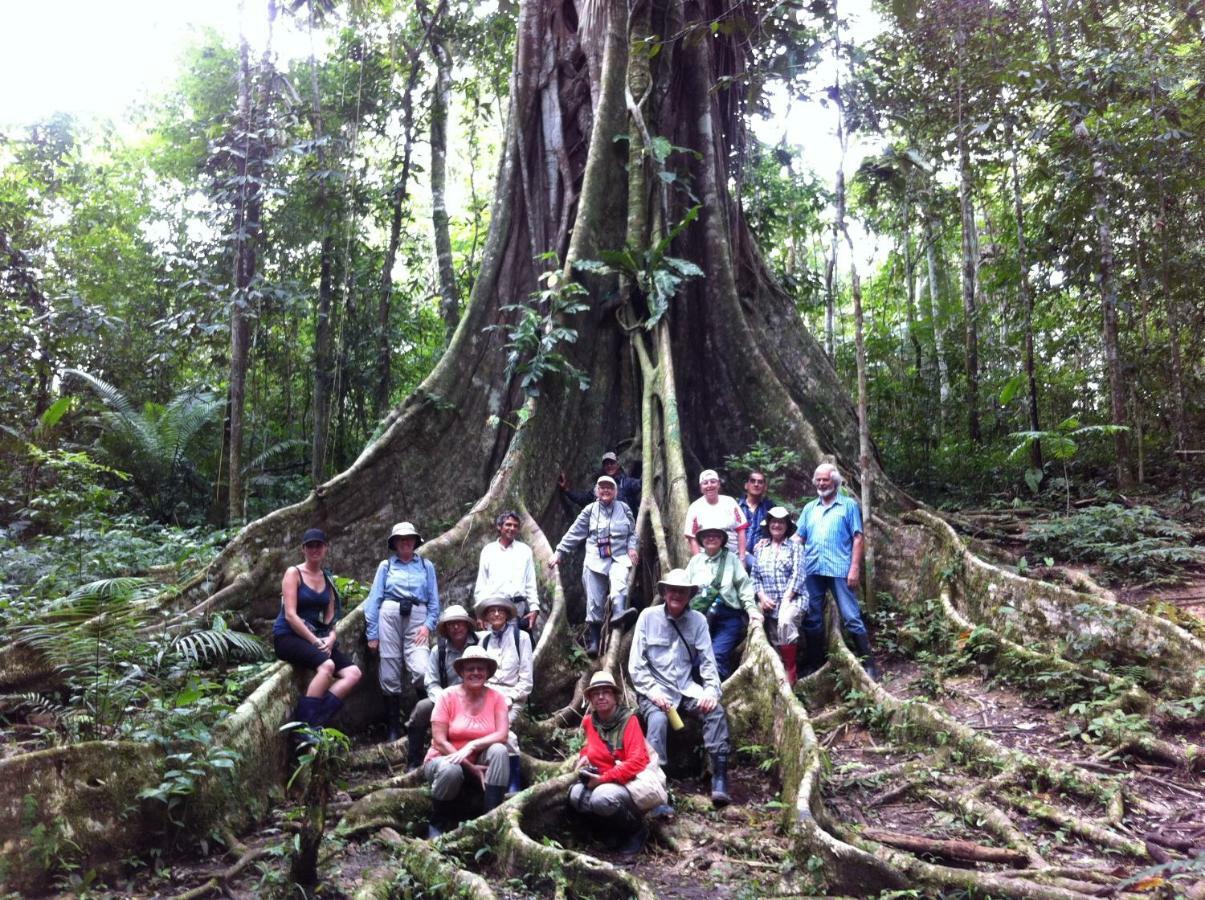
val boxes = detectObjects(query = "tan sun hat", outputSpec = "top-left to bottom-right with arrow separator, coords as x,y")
656,568 -> 699,594
475,596 -> 518,620
437,604 -> 476,636
387,521 -> 423,550
585,670 -> 620,697
694,526 -> 729,543
452,644 -> 499,677
764,506 -> 797,538
595,475 -> 617,488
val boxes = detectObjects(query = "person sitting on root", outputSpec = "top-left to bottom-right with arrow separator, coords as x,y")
686,526 -> 760,682
363,521 -> 441,743
273,528 -> 362,731
570,671 -> 667,859
404,604 -> 478,770
549,475 -> 640,658
629,568 -> 734,809
751,507 -> 804,684
794,463 -> 879,681
423,645 -> 511,837
475,597 -> 533,795
474,510 -> 541,633
684,469 -> 748,560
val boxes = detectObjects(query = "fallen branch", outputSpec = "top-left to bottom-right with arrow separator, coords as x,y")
860,827 -> 1030,866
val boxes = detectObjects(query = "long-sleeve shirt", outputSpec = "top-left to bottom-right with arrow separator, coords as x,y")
474,539 -> 540,612
685,548 -> 757,614
477,624 -> 533,707
739,497 -> 772,552
579,712 -> 650,785
752,540 -> 804,613
555,500 -> 637,575
629,606 -> 722,705
363,554 -> 441,640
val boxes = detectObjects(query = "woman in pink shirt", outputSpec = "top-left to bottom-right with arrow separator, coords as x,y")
423,645 -> 511,837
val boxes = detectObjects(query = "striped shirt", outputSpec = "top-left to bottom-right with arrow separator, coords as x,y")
796,494 -> 863,578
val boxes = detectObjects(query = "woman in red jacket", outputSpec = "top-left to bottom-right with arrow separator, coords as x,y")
570,671 -> 666,858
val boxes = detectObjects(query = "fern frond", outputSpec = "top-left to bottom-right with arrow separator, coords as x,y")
171,627 -> 269,666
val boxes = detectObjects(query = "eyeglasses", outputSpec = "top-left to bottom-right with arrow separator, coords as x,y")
748,478 -> 765,485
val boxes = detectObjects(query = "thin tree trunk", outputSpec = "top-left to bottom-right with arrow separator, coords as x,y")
307,9 -> 335,486
955,40 -> 980,446
901,188 -> 921,378
1008,123 -> 1042,471
922,199 -> 951,421
825,220 -> 837,359
420,0 -> 459,341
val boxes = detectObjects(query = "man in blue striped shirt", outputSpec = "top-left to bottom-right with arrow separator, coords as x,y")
793,463 -> 879,680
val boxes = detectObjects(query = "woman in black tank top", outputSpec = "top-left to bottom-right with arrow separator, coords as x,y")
274,528 -> 362,730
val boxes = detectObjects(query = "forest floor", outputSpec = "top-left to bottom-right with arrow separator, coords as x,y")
28,495 -> 1205,899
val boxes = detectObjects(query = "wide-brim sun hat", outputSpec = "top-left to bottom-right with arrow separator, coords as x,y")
695,526 -> 729,543
765,506 -> 797,538
437,604 -> 476,636
475,596 -> 518,620
657,568 -> 699,594
301,528 -> 328,545
387,521 -> 423,550
452,645 -> 499,677
586,670 -> 620,697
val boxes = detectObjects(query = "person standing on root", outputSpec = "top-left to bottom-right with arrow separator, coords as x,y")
794,463 -> 879,681
423,646 -> 511,838
273,528 -> 362,731
474,510 -> 541,634
364,522 -> 441,743
570,671 -> 667,860
738,470 -> 772,569
405,604 -> 478,770
558,450 -> 642,513
751,507 -> 804,684
475,597 -> 533,795
684,469 -> 747,559
686,527 -> 760,681
549,475 -> 640,658
629,569 -> 734,809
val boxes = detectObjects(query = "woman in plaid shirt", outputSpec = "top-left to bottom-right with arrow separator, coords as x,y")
751,507 -> 805,683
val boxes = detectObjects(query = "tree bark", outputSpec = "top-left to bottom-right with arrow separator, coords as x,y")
955,36 -> 981,446
1008,124 -> 1042,471
922,197 -> 951,425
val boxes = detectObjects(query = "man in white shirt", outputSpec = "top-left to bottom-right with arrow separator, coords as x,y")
475,510 -> 541,632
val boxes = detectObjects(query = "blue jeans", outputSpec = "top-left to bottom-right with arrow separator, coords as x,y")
709,604 -> 747,681
802,573 -> 867,637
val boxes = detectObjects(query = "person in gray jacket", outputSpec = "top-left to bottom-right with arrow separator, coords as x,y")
549,475 -> 640,658
628,568 -> 733,809
404,604 -> 478,770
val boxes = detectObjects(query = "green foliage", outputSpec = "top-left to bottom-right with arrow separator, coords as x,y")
1009,417 -> 1130,510
64,369 -> 222,524
723,437 -> 803,499
1025,504 -> 1203,584
489,255 -> 591,404
574,206 -> 704,329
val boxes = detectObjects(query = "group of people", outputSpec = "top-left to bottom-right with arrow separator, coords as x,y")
274,452 -> 876,856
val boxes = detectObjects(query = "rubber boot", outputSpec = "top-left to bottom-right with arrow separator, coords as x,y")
709,753 -> 731,808
585,622 -> 602,658
313,691 -> 343,726
427,798 -> 454,839
611,599 -> 638,631
851,632 -> 881,682
383,694 -> 401,743
612,804 -> 650,862
291,695 -> 323,725
406,719 -> 427,770
777,643 -> 798,685
506,755 -> 523,796
797,630 -> 827,678
483,784 -> 507,813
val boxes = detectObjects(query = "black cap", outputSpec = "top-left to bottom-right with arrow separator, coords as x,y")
302,528 -> 328,545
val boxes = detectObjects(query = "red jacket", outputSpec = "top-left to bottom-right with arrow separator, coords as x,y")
579,712 -> 650,785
